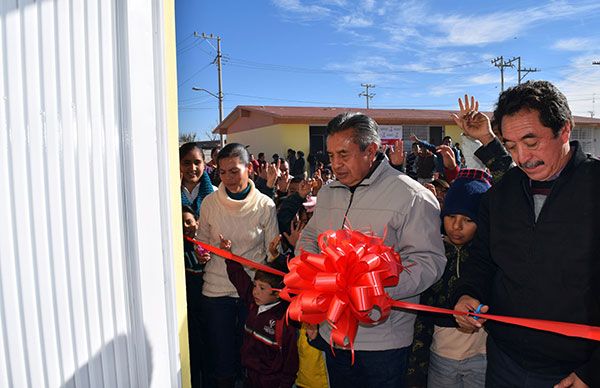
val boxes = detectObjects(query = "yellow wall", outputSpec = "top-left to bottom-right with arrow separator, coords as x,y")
444,125 -> 464,145
229,124 -> 310,160
164,1 -> 191,387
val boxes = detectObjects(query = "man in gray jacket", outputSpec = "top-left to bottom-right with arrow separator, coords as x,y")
297,112 -> 446,388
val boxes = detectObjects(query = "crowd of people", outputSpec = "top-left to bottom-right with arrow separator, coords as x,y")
179,80 -> 599,388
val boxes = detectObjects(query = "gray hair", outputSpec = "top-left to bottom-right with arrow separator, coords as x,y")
327,112 -> 381,151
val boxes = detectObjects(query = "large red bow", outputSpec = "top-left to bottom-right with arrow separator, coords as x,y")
279,229 -> 403,355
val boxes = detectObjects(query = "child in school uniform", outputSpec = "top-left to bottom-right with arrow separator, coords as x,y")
226,258 -> 299,388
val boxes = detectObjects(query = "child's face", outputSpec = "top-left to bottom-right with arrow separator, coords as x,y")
182,212 -> 198,237
252,279 -> 279,306
180,148 -> 205,187
443,214 -> 477,246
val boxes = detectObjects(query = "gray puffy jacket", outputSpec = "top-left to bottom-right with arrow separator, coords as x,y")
297,157 -> 446,351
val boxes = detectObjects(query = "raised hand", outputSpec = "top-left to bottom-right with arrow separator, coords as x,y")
451,94 -> 495,146
268,235 -> 282,258
258,164 -> 268,180
266,160 -> 280,188
298,180 -> 312,199
276,175 -> 289,193
219,234 -> 232,251
436,145 -> 457,169
388,139 -> 406,166
283,216 -> 304,248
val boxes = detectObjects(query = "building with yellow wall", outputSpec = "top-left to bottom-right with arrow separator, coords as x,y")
214,106 -> 600,159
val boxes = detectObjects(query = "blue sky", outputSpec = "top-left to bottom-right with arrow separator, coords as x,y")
176,0 -> 600,139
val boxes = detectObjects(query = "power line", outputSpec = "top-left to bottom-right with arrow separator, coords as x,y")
197,40 -> 216,57
178,62 -> 212,88
176,32 -> 194,47
177,39 -> 202,54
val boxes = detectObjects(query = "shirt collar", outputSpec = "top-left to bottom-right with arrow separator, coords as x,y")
183,182 -> 201,202
257,300 -> 281,315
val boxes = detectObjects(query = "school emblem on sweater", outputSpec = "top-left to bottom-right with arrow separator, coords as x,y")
264,319 -> 276,335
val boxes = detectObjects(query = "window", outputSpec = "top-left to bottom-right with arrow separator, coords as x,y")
572,127 -> 594,154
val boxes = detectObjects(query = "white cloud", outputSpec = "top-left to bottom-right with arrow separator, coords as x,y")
555,55 -> 600,118
433,14 -> 523,46
339,14 -> 373,28
468,73 -> 498,85
552,38 -> 594,51
325,56 -> 406,84
383,1 -> 600,48
363,0 -> 376,11
429,84 -> 464,97
319,0 -> 347,6
271,0 -> 331,20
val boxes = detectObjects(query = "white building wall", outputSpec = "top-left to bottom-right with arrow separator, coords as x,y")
0,1 -> 180,387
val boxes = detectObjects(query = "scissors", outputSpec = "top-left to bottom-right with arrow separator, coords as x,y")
471,304 -> 484,321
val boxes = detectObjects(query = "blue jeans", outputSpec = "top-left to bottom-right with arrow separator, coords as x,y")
428,351 -> 486,388
323,344 -> 410,388
200,296 -> 247,385
485,336 -> 567,388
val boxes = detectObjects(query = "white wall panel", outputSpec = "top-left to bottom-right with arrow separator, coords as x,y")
0,0 -> 180,387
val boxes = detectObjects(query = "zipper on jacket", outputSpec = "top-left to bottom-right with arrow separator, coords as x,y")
455,245 -> 462,278
341,189 -> 356,229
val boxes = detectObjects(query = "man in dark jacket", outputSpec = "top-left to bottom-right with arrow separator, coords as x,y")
291,150 -> 306,178
453,81 -> 600,388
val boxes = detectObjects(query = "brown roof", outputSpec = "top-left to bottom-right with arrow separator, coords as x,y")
213,105 -> 600,134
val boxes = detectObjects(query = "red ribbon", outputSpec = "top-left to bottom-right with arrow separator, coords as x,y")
391,300 -> 600,341
185,231 -> 600,360
184,236 -> 286,277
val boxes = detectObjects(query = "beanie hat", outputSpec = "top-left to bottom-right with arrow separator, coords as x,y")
440,169 -> 492,225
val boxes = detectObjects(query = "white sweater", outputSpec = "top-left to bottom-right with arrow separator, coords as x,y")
198,180 -> 279,297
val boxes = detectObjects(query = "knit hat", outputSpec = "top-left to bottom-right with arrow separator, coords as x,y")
440,169 -> 492,225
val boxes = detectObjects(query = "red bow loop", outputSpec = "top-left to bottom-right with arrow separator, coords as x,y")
281,229 -> 404,355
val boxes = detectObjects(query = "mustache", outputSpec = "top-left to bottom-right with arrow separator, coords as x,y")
520,160 -> 544,169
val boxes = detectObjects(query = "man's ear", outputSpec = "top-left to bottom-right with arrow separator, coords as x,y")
367,142 -> 378,160
247,162 -> 254,175
560,121 -> 572,143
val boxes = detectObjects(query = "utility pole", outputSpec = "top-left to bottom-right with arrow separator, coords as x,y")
196,32 -> 225,147
515,56 -> 540,84
359,83 -> 375,109
491,56 -> 516,92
